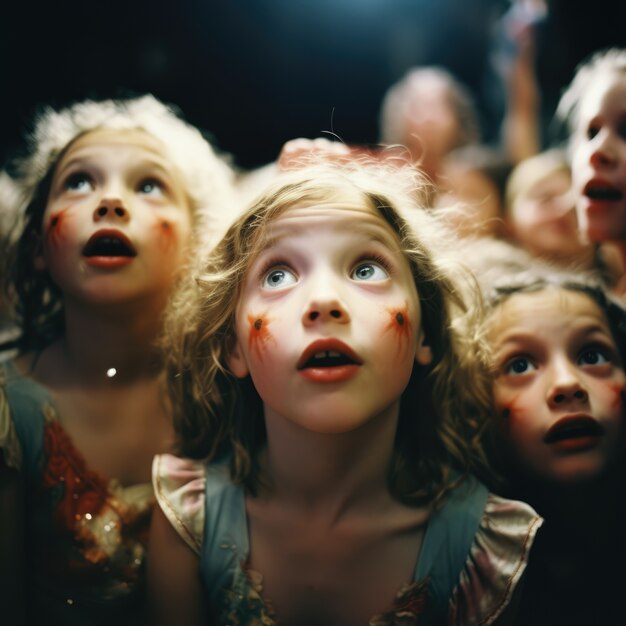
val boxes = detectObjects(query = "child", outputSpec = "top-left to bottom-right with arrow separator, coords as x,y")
379,67 -> 480,201
0,95 -> 235,625
558,48 -> 626,293
149,160 -> 542,625
483,271 -> 626,625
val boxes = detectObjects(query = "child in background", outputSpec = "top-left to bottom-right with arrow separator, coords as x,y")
0,95 -> 235,625
379,67 -> 481,202
149,159 -> 542,625
559,48 -> 626,294
483,272 -> 626,625
504,149 -> 596,267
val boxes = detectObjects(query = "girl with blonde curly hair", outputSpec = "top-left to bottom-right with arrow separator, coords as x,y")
0,94 -> 235,625
150,158 -> 541,626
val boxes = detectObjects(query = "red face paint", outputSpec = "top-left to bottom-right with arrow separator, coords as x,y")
608,382 -> 626,410
247,313 -> 273,360
45,208 -> 71,248
384,305 -> 412,351
156,219 -> 176,251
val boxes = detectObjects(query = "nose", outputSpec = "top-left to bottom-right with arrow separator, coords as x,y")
590,130 -> 618,169
547,357 -> 589,409
93,197 -> 130,223
301,277 -> 351,327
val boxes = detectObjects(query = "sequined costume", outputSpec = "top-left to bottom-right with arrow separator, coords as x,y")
0,360 -> 153,625
153,453 -> 543,625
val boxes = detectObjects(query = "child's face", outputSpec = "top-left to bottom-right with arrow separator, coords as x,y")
228,203 -> 433,435
571,71 -> 626,243
489,288 -> 625,483
39,128 -> 193,306
509,170 -> 588,260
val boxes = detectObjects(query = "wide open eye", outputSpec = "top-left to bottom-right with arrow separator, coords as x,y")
504,357 -> 537,376
138,178 -> 165,197
65,172 -> 94,192
263,267 -> 297,289
578,348 -> 609,366
351,261 -> 389,281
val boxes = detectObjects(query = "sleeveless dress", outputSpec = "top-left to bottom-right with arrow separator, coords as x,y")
0,359 -> 153,625
153,453 -> 543,625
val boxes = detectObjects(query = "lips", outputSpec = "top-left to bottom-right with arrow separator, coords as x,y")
583,179 -> 623,203
297,338 -> 363,383
544,415 -> 605,452
82,229 -> 137,267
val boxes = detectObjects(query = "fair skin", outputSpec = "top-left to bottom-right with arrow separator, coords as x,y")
489,289 -> 625,483
150,203 -> 434,626
571,71 -> 626,267
508,169 -> 595,264
402,75 -> 461,184
16,127 -> 192,484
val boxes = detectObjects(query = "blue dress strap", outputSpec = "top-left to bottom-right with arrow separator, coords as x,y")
414,475 -> 489,617
0,360 -> 47,479
201,461 -> 250,606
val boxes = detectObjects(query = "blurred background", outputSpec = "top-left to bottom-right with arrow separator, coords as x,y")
1,0 -> 625,170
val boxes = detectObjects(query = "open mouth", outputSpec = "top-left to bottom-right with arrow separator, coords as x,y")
297,339 -> 362,383
584,181 -> 623,202
299,350 -> 359,369
297,340 -> 363,370
83,230 -> 137,258
544,416 -> 604,445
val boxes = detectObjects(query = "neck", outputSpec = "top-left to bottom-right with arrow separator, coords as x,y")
261,403 -> 400,522
49,297 -> 165,386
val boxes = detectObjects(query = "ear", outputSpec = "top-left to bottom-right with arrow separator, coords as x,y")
226,337 -> 250,378
415,331 -> 433,366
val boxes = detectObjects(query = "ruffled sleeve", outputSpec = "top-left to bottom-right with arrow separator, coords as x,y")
449,494 -> 543,625
152,453 -> 206,555
0,366 -> 23,470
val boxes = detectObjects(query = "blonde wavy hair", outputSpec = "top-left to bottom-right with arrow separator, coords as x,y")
165,158 -> 494,504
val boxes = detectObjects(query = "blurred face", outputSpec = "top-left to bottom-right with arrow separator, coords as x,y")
509,169 -> 591,261
489,289 -> 625,483
228,203 -> 433,435
40,128 -> 193,307
403,77 -> 461,175
571,71 -> 626,243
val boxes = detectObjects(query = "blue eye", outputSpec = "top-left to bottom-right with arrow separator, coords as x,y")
263,268 -> 297,289
65,172 -> 93,192
138,178 -> 164,196
352,262 -> 389,281
505,358 -> 536,375
578,349 -> 609,366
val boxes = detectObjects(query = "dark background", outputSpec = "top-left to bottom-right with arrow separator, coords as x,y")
1,0 -> 625,170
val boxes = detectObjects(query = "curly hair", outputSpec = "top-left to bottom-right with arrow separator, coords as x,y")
1,94 -> 236,353
165,158 -> 494,506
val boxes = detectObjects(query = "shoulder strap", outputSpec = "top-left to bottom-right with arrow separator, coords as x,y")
0,360 -> 47,478
414,476 -> 489,617
200,461 -> 249,605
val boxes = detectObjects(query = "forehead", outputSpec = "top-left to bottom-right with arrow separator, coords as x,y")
578,71 -> 626,121
56,127 -> 173,169
262,203 -> 402,248
489,288 -> 610,338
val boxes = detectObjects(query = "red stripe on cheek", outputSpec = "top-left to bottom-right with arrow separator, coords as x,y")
45,208 -> 71,248
247,313 -> 273,361
608,382 -> 626,410
385,305 -> 412,352
156,219 -> 176,250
